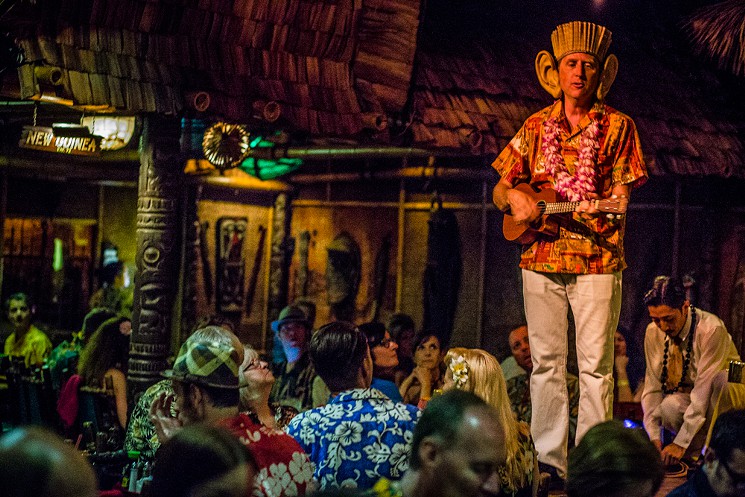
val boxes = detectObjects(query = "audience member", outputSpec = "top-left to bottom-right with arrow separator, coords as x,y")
399,332 -> 444,406
270,304 -> 329,411
3,292 -> 52,367
566,420 -> 663,497
77,315 -> 131,428
359,321 -> 403,402
0,426 -> 97,497
388,313 -> 416,382
151,424 -> 257,497
614,326 -> 643,403
89,260 -> 133,318
641,276 -> 740,465
667,409 -> 745,497
397,389 -> 507,497
46,308 -> 117,392
239,344 -> 298,430
124,323 -> 235,460
287,321 -> 420,489
505,325 -> 580,446
150,326 -> 315,497
444,348 -> 538,497
501,325 -> 528,381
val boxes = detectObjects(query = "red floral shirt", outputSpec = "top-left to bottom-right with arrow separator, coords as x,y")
492,100 -> 647,274
220,413 -> 315,497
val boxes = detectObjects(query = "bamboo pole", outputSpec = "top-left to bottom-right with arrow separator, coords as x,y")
476,181 -> 487,343
395,178 -> 405,312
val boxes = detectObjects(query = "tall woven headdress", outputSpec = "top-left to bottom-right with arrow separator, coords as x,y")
536,21 -> 618,100
551,21 -> 612,62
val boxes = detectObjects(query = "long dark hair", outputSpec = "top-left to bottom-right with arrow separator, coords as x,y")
77,316 -> 130,386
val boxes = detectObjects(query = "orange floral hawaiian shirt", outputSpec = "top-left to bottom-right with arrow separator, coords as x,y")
492,100 -> 647,274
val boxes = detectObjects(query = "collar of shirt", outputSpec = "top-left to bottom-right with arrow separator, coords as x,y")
674,306 -> 694,345
331,388 -> 388,404
548,100 -> 607,140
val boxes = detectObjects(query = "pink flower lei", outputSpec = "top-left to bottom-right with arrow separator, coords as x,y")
542,117 -> 601,201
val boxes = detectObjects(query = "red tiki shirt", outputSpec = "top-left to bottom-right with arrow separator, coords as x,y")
492,100 -> 647,274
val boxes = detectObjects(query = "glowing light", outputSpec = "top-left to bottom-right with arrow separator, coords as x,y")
82,116 -> 136,150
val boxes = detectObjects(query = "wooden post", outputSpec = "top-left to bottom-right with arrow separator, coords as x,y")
128,115 -> 184,401
266,192 -> 292,349
0,172 -> 6,295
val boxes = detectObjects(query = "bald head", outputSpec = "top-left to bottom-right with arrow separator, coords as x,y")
0,426 -> 97,497
508,325 -> 532,372
410,390 -> 507,497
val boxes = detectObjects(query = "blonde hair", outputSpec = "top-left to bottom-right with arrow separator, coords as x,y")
445,347 -> 528,491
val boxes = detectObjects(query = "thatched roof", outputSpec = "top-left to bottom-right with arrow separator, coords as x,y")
0,0 -> 421,138
686,0 -> 745,78
409,0 -> 745,178
2,0 -> 744,179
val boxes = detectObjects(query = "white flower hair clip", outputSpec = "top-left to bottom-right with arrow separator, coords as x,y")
450,355 -> 469,388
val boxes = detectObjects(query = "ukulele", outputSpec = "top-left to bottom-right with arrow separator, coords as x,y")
502,183 -> 628,244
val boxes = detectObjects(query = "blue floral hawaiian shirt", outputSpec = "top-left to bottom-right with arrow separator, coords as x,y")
287,387 -> 421,490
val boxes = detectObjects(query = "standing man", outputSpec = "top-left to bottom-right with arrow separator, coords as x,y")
270,304 -> 328,411
492,21 -> 647,478
4,292 -> 52,367
641,276 -> 740,466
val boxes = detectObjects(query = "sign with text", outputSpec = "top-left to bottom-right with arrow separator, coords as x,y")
19,126 -> 102,156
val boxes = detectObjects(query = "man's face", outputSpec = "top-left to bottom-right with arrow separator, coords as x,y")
614,330 -> 627,356
710,448 -> 745,497
279,322 -> 309,350
172,381 -> 201,426
429,407 -> 507,497
558,52 -> 600,107
648,303 -> 688,338
7,298 -> 31,332
509,326 -> 532,372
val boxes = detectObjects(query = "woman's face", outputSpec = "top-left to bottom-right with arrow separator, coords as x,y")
241,350 -> 274,389
371,331 -> 399,370
414,335 -> 442,370
614,331 -> 627,357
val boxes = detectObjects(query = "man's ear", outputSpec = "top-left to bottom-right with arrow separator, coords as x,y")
596,54 -> 618,101
535,50 -> 561,99
359,348 -> 374,387
418,436 -> 442,470
190,384 -> 205,408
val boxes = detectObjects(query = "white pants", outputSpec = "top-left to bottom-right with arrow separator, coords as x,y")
522,270 -> 621,476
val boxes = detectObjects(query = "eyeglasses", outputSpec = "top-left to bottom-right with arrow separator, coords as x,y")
246,358 -> 269,371
375,337 -> 396,349
720,457 -> 745,487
